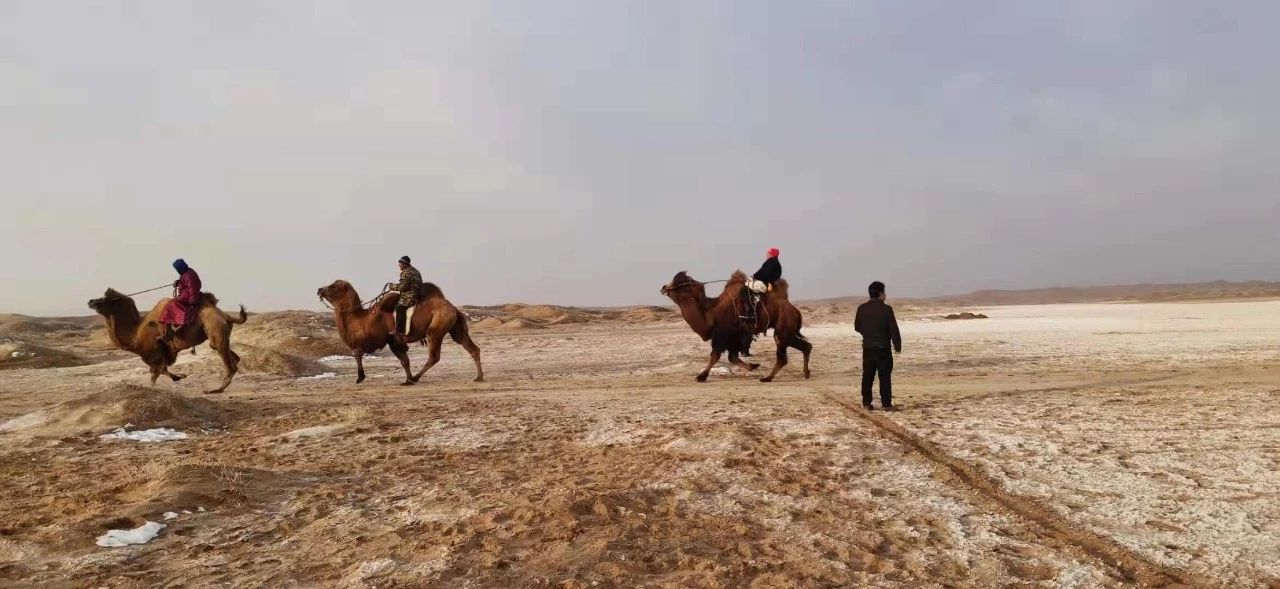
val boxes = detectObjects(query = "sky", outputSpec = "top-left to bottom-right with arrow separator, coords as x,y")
3,1 -> 1278,315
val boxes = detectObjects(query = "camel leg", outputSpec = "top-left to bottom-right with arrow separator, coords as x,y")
791,335 -> 813,379
390,341 -> 413,383
696,346 -> 724,382
409,331 -> 445,385
354,350 -> 366,384
760,334 -> 789,383
206,333 -> 238,395
450,327 -> 484,382
162,366 -> 186,382
149,364 -> 162,387
727,349 -> 759,373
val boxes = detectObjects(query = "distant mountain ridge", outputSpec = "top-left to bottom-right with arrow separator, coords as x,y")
803,280 -> 1280,308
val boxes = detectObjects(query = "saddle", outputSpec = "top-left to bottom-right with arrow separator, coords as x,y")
739,289 -> 767,324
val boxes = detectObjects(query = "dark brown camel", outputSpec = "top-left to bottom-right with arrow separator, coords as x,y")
317,280 -> 483,385
88,289 -> 247,393
661,270 -> 812,382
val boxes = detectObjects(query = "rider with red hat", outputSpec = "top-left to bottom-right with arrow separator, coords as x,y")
741,248 -> 782,329
751,248 -> 782,292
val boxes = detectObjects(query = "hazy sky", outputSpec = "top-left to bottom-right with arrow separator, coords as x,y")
3,1 -> 1278,315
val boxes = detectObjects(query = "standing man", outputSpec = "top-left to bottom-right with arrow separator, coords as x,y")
386,255 -> 423,343
854,281 -> 901,410
159,258 -> 202,346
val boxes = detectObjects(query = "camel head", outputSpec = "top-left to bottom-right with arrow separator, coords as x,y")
660,271 -> 702,301
87,288 -> 139,318
317,280 -> 356,305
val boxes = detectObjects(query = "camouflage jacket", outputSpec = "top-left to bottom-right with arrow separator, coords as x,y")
396,266 -> 423,307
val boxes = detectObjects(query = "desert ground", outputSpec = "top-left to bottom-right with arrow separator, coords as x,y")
1,296 -> 1279,588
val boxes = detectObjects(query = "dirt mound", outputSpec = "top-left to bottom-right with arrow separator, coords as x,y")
0,385 -> 229,437
621,306 -> 677,323
511,305 -> 566,321
511,305 -> 596,325
944,312 -> 989,320
0,339 -> 88,370
546,314 -> 589,325
500,303 -> 528,313
235,311 -> 348,357
236,344 -> 328,377
119,463 -> 287,517
0,318 -> 93,337
496,318 -> 545,331
474,317 -> 505,330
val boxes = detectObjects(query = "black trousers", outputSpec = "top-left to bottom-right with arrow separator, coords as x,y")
861,347 -> 893,407
395,305 -> 410,335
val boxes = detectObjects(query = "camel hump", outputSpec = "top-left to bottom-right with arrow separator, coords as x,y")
199,292 -> 222,306
418,282 -> 445,301
770,279 -> 790,300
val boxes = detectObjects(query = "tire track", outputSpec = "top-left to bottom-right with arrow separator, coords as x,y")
820,389 -> 1218,588
908,371 -> 1185,410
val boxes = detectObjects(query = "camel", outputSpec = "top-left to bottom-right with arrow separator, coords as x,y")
661,270 -> 812,382
317,280 -> 484,385
87,289 -> 247,393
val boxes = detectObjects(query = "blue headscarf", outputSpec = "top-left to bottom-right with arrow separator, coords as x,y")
173,259 -> 189,274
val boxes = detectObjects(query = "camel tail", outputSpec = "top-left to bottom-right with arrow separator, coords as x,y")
224,305 -> 248,324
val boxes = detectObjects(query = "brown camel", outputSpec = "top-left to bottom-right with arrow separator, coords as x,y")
87,289 -> 247,393
317,280 -> 483,385
661,270 -> 812,382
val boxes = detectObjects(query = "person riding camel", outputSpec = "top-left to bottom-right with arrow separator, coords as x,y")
743,248 -> 782,321
158,258 -> 202,346
385,255 -> 423,344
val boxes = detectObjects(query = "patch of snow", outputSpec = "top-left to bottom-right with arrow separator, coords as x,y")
282,424 -> 351,439
580,419 -> 648,447
297,372 -> 337,380
96,521 -> 165,547
163,512 -> 179,520
197,506 -> 206,512
664,436 -> 738,455
319,355 -> 353,363
298,336 -> 312,340
1056,563 -> 1105,589
0,411 -> 49,433
98,427 -> 189,442
353,558 -> 398,580
709,366 -> 732,375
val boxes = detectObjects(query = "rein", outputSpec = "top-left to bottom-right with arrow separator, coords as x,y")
124,283 -> 173,298
320,287 -> 391,314
662,279 -> 728,293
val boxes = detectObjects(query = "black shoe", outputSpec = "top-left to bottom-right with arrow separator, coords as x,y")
862,403 -> 875,411
882,404 -> 899,412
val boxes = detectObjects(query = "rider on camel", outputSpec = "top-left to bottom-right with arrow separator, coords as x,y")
743,248 -> 781,320
385,255 -> 423,344
158,259 -> 201,346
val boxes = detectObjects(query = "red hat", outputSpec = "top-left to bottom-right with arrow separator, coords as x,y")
767,248 -> 780,258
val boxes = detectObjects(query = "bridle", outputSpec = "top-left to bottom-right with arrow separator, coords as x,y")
660,278 -> 727,295
319,286 -> 391,314
88,283 -> 174,308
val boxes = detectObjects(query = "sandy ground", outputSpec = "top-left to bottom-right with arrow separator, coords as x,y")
1,300 -> 1278,587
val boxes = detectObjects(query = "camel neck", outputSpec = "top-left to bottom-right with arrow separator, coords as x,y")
675,295 -> 716,340
331,291 -> 372,348
104,312 -> 142,351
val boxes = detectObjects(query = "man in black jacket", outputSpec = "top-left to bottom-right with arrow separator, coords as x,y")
743,248 -> 782,324
854,281 -> 901,410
